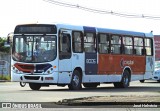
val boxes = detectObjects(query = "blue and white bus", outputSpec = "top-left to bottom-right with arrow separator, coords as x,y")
10,23 -> 154,90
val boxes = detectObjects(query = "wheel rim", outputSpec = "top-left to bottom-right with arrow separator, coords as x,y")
73,75 -> 79,87
20,82 -> 26,87
124,75 -> 129,86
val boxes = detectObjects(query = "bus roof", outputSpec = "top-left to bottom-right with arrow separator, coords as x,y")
14,23 -> 153,37
56,24 -> 152,37
56,24 -> 83,31
97,28 -> 145,37
144,33 -> 154,38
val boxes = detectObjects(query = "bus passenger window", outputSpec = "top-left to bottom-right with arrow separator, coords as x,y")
73,31 -> 83,53
134,37 -> 144,55
98,34 -> 110,54
111,35 -> 121,54
123,36 -> 133,55
84,33 -> 96,53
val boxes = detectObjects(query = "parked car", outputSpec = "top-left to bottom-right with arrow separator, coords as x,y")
140,61 -> 160,83
153,61 -> 160,82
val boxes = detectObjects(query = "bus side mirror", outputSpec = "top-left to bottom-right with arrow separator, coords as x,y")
7,36 -> 10,44
4,42 -> 10,47
7,32 -> 13,46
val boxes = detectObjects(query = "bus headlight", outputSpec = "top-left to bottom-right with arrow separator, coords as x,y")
46,67 -> 54,74
12,66 -> 23,74
47,70 -> 50,74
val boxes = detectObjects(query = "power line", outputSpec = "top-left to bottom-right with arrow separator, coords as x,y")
43,0 -> 160,20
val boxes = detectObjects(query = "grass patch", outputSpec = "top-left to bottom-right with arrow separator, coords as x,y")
0,74 -> 11,80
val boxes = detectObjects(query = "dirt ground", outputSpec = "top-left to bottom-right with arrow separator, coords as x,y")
57,95 -> 160,105
54,95 -> 160,109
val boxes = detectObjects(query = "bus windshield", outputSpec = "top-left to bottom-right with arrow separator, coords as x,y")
12,35 -> 57,63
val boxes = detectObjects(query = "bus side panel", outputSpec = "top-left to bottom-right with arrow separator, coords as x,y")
98,54 -> 114,74
118,55 -> 134,74
132,56 -> 145,74
114,55 -> 145,75
85,53 -> 97,75
109,55 -> 145,75
112,55 -> 123,75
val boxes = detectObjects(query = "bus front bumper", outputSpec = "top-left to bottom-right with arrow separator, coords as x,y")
11,72 -> 58,84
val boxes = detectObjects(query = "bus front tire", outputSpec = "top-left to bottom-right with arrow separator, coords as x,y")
68,70 -> 82,90
29,83 -> 41,90
114,70 -> 130,88
20,82 -> 26,87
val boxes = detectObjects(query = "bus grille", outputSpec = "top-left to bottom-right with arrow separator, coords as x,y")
24,76 -> 40,80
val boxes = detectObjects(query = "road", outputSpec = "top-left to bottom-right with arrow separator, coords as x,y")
0,80 -> 160,102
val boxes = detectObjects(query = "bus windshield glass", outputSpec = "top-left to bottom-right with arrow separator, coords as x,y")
12,35 -> 57,63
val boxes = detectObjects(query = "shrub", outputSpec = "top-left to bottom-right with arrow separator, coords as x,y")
0,74 -> 11,80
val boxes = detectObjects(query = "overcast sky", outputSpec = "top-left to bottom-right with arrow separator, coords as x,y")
0,0 -> 160,37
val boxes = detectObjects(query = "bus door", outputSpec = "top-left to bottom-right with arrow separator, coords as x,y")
58,29 -> 72,83
83,26 -> 97,75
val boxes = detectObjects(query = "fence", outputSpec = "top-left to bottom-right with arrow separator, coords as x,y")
0,53 -> 10,77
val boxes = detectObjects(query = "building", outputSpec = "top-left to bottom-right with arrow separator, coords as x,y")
154,35 -> 160,61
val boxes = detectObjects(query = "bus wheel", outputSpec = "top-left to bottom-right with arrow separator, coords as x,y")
29,83 -> 41,90
140,80 -> 145,83
157,80 -> 160,83
83,83 -> 99,88
68,70 -> 82,90
20,82 -> 26,87
114,70 -> 130,88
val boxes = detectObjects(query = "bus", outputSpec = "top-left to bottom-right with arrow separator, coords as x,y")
10,23 -> 154,90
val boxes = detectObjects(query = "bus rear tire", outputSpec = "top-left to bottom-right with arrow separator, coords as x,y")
140,80 -> 145,83
68,70 -> 82,90
83,83 -> 99,88
114,70 -> 130,88
29,83 -> 41,90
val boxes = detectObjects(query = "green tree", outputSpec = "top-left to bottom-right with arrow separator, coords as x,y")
0,37 -> 10,53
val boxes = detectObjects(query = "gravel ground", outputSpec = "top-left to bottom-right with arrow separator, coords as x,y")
60,95 -> 160,103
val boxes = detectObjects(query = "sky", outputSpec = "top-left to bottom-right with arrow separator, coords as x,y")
0,0 -> 160,37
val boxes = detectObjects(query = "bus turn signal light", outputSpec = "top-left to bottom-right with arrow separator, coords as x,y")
45,77 -> 54,80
